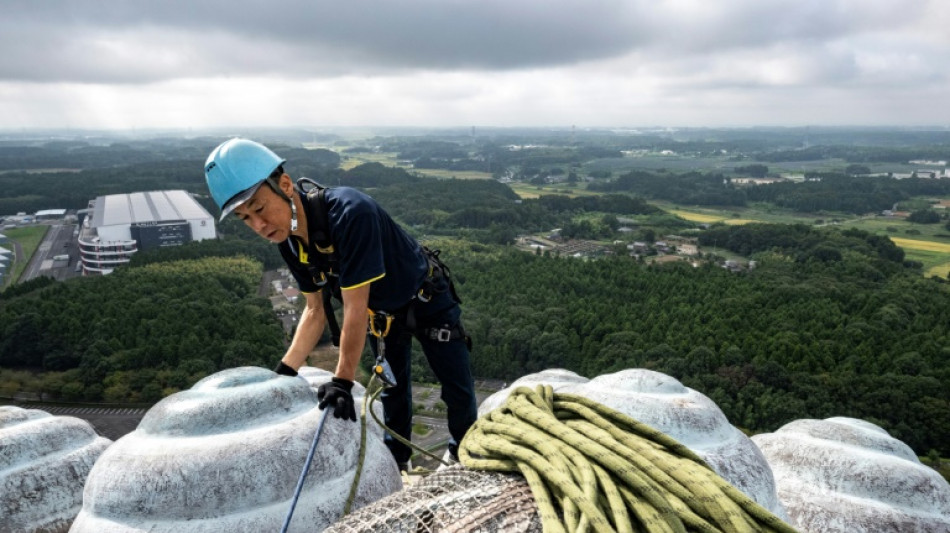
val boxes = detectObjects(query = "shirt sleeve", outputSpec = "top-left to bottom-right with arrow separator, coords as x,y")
334,197 -> 386,290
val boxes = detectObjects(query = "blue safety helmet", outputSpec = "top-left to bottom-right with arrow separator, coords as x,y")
204,138 -> 286,221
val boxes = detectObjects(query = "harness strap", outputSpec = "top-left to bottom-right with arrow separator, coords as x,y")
293,178 -> 341,346
298,178 -> 333,250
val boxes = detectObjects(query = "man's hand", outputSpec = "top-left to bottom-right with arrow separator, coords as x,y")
317,377 -> 357,421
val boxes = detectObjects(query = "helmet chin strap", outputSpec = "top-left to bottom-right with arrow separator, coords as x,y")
290,197 -> 298,232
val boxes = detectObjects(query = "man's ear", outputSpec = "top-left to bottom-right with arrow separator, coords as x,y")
279,173 -> 294,196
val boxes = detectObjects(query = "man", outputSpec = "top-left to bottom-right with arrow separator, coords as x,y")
204,138 -> 477,467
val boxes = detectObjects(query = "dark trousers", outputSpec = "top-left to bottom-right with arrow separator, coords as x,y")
367,293 -> 477,464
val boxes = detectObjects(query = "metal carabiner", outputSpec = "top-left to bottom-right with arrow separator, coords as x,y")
367,310 -> 397,388
367,309 -> 393,338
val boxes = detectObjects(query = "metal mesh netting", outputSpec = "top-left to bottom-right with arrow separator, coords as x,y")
325,465 -> 542,532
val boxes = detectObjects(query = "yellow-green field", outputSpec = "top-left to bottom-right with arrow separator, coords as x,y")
339,153 -> 398,170
927,262 -> 950,278
669,210 -> 755,225
339,151 -> 492,180
2,225 -> 48,286
889,237 -> 950,253
888,240 -> 950,278
509,183 -> 600,199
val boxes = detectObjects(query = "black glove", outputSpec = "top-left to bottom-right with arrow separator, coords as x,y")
317,377 -> 357,421
274,361 -> 298,376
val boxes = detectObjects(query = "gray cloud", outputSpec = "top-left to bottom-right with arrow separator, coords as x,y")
2,0 -> 937,84
1,0 -> 947,128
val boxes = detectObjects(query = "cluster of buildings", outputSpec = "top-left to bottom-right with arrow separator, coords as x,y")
76,190 -> 216,275
891,169 -> 950,180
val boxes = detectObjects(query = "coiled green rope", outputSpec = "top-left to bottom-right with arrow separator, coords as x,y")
459,385 -> 799,533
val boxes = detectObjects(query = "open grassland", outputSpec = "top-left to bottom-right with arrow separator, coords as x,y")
509,183 -> 601,199
339,151 -> 492,179
837,216 -> 950,275
660,201 -> 821,225
667,209 -> 755,225
339,151 -> 401,170
927,262 -> 950,279
890,237 -> 950,253
2,225 -> 48,286
412,168 -> 493,180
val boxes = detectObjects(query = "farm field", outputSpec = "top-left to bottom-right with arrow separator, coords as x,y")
2,225 -> 48,287
339,150 -> 492,180
509,182 -> 600,199
667,209 -> 755,225
837,217 -> 950,275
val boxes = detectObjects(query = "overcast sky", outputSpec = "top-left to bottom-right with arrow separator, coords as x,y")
2,0 -> 948,130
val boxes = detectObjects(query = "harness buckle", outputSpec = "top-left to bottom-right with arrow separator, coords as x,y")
432,328 -> 452,342
314,271 -> 328,289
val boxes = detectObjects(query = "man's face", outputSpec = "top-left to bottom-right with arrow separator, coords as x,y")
233,184 -> 290,243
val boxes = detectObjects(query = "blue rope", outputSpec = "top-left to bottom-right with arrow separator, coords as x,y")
280,406 -> 331,533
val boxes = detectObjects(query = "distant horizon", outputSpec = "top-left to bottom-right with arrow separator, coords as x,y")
2,123 -> 950,138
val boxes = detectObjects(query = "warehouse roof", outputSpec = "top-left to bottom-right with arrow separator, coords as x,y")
91,190 -> 212,228
36,209 -> 67,217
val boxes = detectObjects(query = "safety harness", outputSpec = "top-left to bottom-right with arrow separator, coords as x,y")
285,178 -> 471,351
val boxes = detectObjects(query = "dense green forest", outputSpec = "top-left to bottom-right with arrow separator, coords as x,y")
0,257 -> 284,402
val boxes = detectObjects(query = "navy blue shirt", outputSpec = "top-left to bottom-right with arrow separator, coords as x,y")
279,187 -> 428,312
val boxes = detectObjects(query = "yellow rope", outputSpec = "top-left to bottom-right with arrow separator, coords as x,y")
459,385 -> 799,533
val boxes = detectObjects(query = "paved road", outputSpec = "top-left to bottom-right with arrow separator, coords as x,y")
20,223 -> 80,282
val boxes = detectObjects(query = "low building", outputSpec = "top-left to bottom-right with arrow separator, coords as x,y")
678,244 -> 699,256
35,209 -> 67,221
79,190 -> 216,275
732,177 -> 784,186
282,287 -> 300,303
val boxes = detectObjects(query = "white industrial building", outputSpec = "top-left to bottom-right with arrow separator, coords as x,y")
79,190 -> 216,275
35,209 -> 67,220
